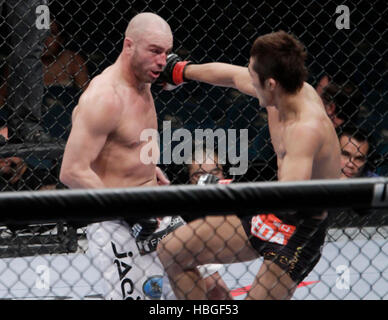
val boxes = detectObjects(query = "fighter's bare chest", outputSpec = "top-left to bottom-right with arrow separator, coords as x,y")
113,102 -> 158,146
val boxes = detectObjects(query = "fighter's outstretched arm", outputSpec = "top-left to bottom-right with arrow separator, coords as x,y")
185,63 -> 257,97
159,54 -> 257,98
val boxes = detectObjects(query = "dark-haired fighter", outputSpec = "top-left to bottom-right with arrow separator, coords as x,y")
157,31 -> 341,300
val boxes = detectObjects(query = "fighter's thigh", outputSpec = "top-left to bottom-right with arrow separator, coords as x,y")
87,220 -> 149,300
160,215 -> 257,265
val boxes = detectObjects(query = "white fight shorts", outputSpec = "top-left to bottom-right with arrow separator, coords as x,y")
86,217 -> 223,300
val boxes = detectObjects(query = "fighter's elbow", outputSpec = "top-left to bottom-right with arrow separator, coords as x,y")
59,167 -> 72,187
59,165 -> 81,188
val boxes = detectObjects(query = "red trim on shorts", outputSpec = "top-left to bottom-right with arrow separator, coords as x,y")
250,213 -> 296,245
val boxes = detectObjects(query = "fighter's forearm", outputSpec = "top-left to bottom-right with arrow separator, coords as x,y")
60,167 -> 105,189
184,63 -> 256,97
184,63 -> 236,88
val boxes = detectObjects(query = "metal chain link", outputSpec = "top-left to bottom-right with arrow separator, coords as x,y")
0,0 -> 386,299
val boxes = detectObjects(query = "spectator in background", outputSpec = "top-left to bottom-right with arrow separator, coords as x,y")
339,126 -> 378,179
0,116 -> 57,191
0,154 -> 57,191
329,126 -> 381,229
0,0 -> 54,143
187,142 -> 226,184
41,19 -> 89,140
319,82 -> 360,129
42,19 -> 89,91
315,74 -> 330,96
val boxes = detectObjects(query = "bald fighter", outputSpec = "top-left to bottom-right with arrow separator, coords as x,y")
60,12 -> 227,300
157,30 -> 342,300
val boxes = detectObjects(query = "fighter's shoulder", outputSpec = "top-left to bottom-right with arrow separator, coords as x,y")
303,82 -> 326,110
78,75 -> 121,112
287,119 -> 324,144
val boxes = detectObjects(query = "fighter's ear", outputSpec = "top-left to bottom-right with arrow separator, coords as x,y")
123,37 -> 133,52
266,78 -> 277,91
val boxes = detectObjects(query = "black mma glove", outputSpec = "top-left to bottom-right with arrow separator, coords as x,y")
130,218 -> 159,241
157,53 -> 192,90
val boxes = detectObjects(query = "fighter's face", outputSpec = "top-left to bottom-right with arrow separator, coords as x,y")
131,31 -> 173,83
339,135 -> 369,178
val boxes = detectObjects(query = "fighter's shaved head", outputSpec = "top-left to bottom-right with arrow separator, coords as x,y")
125,12 -> 171,41
121,12 -> 173,85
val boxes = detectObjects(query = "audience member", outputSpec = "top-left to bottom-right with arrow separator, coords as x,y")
319,82 -> 360,128
328,126 -> 381,229
0,155 -> 57,191
338,126 -> 378,178
187,143 -> 226,184
0,117 -> 57,191
42,20 -> 89,91
41,19 -> 89,139
0,0 -> 54,143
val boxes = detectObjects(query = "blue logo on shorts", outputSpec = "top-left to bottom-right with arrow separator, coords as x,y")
142,276 -> 163,299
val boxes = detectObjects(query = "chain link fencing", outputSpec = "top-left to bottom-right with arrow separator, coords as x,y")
0,0 -> 387,299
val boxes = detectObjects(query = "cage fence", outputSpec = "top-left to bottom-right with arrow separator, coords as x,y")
0,0 -> 386,300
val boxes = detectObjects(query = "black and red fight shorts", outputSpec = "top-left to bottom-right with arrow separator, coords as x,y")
241,212 -> 328,284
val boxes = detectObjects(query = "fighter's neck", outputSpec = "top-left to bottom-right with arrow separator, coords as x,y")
273,99 -> 298,122
274,86 -> 305,121
114,54 -> 148,92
